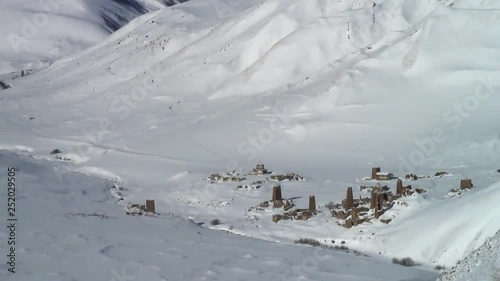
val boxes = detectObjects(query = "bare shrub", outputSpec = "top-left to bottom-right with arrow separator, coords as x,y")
66,212 -> 116,219
294,238 -> 321,247
334,245 -> 349,251
55,155 -> 71,161
434,265 -> 445,271
294,239 -> 368,256
325,201 -> 335,210
392,257 -> 416,267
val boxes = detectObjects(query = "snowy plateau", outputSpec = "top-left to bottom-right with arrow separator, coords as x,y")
0,0 -> 500,280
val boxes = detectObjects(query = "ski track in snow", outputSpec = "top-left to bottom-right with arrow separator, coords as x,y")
31,131 -> 214,166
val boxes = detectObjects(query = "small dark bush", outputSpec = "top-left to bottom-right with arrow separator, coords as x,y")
210,219 -> 221,225
401,257 -> 415,266
0,80 -> 10,90
55,155 -> 71,161
294,239 -> 366,256
50,149 -> 62,155
66,212 -> 116,219
325,201 -> 335,210
294,238 -> 321,247
392,257 -> 416,267
434,265 -> 445,271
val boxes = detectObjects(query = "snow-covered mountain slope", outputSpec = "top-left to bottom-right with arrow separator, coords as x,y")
0,150 -> 439,281
0,0 -> 182,76
439,229 -> 500,281
1,0 -> 500,278
367,179 -> 500,266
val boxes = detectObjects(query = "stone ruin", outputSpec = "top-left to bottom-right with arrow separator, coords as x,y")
206,163 -> 305,196
272,194 -> 318,223
449,179 -> 474,195
250,185 -> 320,223
375,172 -> 394,181
270,173 -> 305,181
249,185 -> 295,214
460,179 -> 473,189
434,171 -> 449,177
371,167 -> 381,180
394,178 -> 419,197
126,200 -> 156,216
331,187 -> 375,228
251,161 -> 269,175
332,180 -> 425,228
127,203 -> 145,215
405,171 -> 449,180
405,173 -> 419,180
371,166 -> 395,181
272,185 -> 283,206
207,173 -> 246,183
237,180 -> 266,190
207,162 -> 305,190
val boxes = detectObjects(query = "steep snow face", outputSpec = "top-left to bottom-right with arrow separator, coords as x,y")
0,151 -> 439,281
0,0 -> 181,76
439,229 -> 500,281
1,0 -> 500,276
370,181 -> 500,266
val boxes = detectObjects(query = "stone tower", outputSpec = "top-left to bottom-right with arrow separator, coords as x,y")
346,187 -> 354,210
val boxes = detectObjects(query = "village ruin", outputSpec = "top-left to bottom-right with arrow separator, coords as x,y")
147,163 -> 478,232
126,199 -> 156,216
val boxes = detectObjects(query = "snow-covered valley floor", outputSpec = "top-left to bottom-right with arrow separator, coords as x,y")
0,150 -> 440,281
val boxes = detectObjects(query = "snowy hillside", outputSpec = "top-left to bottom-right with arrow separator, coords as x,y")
0,0 -> 183,77
1,0 -> 500,279
0,150 -> 439,281
439,229 -> 500,281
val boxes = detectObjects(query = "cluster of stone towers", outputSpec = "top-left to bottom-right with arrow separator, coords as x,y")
335,178 -> 416,228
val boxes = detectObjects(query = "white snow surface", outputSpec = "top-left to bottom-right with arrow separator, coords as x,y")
439,229 -> 500,281
0,151 -> 438,280
1,0 -> 500,279
0,0 -> 171,76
